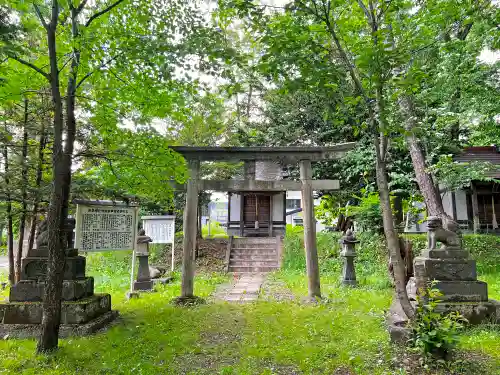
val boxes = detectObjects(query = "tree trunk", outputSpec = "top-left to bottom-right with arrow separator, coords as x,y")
16,98 -> 30,281
28,124 -> 47,253
311,1 -> 413,317
399,94 -> 448,219
0,223 -> 4,246
374,136 -> 415,320
2,141 -> 15,285
37,1 -> 67,353
7,211 -> 14,285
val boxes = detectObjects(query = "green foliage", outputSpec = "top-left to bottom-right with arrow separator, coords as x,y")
429,155 -> 500,192
85,251 -> 132,293
1,231 -> 500,373
283,225 -> 390,289
410,283 -> 466,361
347,192 -> 383,233
201,221 -> 228,238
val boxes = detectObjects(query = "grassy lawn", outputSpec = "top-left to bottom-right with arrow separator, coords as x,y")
0,232 -> 499,374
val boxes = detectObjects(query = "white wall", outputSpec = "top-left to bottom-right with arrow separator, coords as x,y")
442,191 -> 453,217
441,189 -> 469,221
229,194 -> 240,222
455,190 -> 468,221
286,191 -> 301,199
272,193 -> 285,221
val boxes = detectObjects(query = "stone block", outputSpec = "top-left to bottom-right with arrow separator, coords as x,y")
433,280 -> 488,302
421,249 -> 469,259
61,294 -> 111,324
9,278 -> 94,302
0,302 -> 42,324
1,294 -> 111,324
434,300 -> 498,325
133,280 -> 153,291
414,257 -> 477,281
22,256 -> 86,281
0,310 -> 119,339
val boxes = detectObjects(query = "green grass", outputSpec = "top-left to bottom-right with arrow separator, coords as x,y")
201,222 -> 229,239
0,231 -> 500,374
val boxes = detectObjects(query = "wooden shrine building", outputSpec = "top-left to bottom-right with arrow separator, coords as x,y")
170,144 -> 355,300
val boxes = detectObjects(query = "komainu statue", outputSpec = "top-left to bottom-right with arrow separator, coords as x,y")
35,219 -> 49,249
426,216 -> 461,250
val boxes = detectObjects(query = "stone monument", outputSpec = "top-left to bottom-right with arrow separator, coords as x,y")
0,218 -> 118,338
340,230 -> 359,287
409,216 -> 499,324
133,229 -> 153,292
389,216 -> 499,342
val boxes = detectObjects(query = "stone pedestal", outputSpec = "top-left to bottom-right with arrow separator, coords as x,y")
0,219 -> 118,338
389,216 -> 499,342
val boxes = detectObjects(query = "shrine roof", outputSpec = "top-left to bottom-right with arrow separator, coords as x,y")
454,146 -> 500,178
169,143 -> 356,162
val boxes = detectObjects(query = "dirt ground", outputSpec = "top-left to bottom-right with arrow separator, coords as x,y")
151,238 -> 228,273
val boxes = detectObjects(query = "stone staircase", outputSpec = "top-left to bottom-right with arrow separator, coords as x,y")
226,237 -> 282,273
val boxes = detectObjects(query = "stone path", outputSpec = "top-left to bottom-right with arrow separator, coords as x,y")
216,273 -> 266,303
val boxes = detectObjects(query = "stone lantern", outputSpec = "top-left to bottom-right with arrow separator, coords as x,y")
340,229 -> 359,286
133,229 -> 153,292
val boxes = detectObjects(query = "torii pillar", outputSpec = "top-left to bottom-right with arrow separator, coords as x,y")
181,159 -> 199,298
300,159 -> 321,299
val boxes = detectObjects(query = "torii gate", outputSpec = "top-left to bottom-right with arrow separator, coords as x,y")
170,144 -> 355,300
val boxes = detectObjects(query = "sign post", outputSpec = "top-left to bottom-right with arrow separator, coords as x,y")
141,215 -> 176,271
74,200 -> 139,296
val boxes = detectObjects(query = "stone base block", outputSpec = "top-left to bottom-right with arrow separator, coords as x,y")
9,278 -> 94,302
421,249 -> 469,259
0,310 -> 119,339
414,257 -> 477,281
0,294 -> 111,325
21,256 -> 86,281
433,280 -> 488,302
133,280 -> 153,291
434,300 -> 499,325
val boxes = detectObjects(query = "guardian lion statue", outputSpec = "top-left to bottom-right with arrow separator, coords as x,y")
426,216 -> 461,250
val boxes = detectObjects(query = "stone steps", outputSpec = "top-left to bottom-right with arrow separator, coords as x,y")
231,252 -> 277,258
231,254 -> 276,261
229,260 -> 279,267
228,266 -> 278,273
227,236 -> 281,273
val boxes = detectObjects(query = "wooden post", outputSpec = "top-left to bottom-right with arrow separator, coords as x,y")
300,159 -> 321,299
239,193 -> 245,236
451,191 -> 458,221
181,159 -> 200,298
268,194 -> 273,237
225,236 -> 233,273
471,182 -> 480,233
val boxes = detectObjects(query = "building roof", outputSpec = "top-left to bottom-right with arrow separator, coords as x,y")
454,146 -> 500,178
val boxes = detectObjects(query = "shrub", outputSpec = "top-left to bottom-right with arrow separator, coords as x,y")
85,251 -> 132,292
202,221 -> 228,238
282,226 -> 389,287
409,283 -> 466,361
